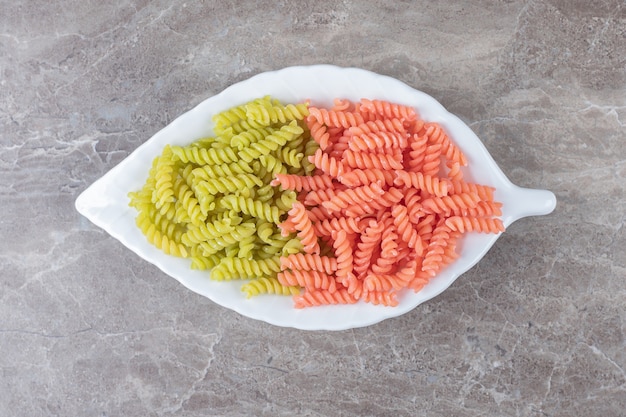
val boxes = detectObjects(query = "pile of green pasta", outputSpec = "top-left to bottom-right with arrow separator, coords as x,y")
128,97 -> 318,297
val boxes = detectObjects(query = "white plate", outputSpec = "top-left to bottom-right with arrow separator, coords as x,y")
75,65 -> 556,331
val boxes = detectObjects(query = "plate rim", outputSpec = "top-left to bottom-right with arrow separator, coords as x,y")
75,64 -> 556,331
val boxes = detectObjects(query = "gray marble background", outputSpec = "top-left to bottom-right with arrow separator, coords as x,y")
1,1 -> 625,416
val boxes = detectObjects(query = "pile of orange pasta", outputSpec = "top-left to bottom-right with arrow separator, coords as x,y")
272,98 -> 504,308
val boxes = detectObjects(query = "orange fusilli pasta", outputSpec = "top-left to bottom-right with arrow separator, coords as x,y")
272,98 -> 504,308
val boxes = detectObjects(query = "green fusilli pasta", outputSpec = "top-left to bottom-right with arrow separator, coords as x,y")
237,121 -> 304,163
230,126 -> 274,150
210,257 -> 282,281
171,145 -> 239,165
245,99 -> 309,126
274,147 -> 304,169
241,277 -> 300,298
128,97 -> 313,299
219,195 -> 282,224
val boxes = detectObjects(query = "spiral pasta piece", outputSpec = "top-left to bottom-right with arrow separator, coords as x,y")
348,118 -> 406,137
338,168 -> 396,187
462,201 -> 503,217
403,187 -> 423,222
172,180 -> 203,225
393,170 -> 449,197
446,161 -> 464,182
210,256 -> 282,281
181,218 -> 235,246
308,148 -> 345,177
344,187 -> 404,217
170,145 -> 239,165
279,253 -> 338,274
293,288 -> 358,309
420,223 -> 456,272
255,220 -> 277,242
378,218 -> 399,259
391,204 -> 423,252
312,217 -> 366,237
326,137 -> 349,159
307,107 -> 366,128
273,148 -> 303,169
421,143 -> 442,177
296,206 -> 331,224
230,126 -> 274,150
406,133 -> 428,173
413,213 -> 435,239
272,189 -> 297,212
277,270 -> 337,292
250,183 -> 273,203
271,173 -> 335,192
321,182 -> 385,213
362,291 -> 399,307
364,260 -> 417,292
136,208 -> 184,242
342,149 -> 404,170
151,147 -> 179,218
189,251 -> 221,271
258,154 -> 288,177
287,202 -> 320,255
215,118 -> 265,138
280,238 -> 304,256
300,189 -> 335,207
331,98 -> 354,111
425,123 -> 467,166
241,277 -> 300,298
359,99 -> 418,121
212,99 -> 267,129
448,180 -> 495,201
236,233 -> 256,258
421,193 -> 481,214
136,214 -> 188,258
199,223 -> 257,256
302,136 -> 320,174
245,101 -> 309,126
444,216 -> 505,233
408,274 -> 431,292
191,160 -> 253,180
264,234 -> 295,255
348,131 -> 408,152
353,219 -> 384,277
238,121 -> 303,163
219,195 -> 282,224
309,120 -> 331,150
332,229 -> 354,286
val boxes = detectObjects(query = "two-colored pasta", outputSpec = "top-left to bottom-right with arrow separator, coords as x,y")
130,95 -> 504,309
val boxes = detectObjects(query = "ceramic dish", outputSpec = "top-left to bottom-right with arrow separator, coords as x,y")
75,65 -> 556,331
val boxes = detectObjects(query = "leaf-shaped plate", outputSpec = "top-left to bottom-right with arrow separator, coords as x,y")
75,65 -> 556,331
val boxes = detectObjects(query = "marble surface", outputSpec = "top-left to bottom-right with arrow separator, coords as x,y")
1,1 -> 625,416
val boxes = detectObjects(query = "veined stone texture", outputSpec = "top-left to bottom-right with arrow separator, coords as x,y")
1,1 -> 625,416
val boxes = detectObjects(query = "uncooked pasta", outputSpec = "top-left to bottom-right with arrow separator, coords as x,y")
273,98 -> 504,308
130,95 -> 504,307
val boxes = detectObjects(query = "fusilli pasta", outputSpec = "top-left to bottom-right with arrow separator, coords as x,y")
130,96 -> 505,308
128,97 -> 312,299
274,97 -> 504,308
